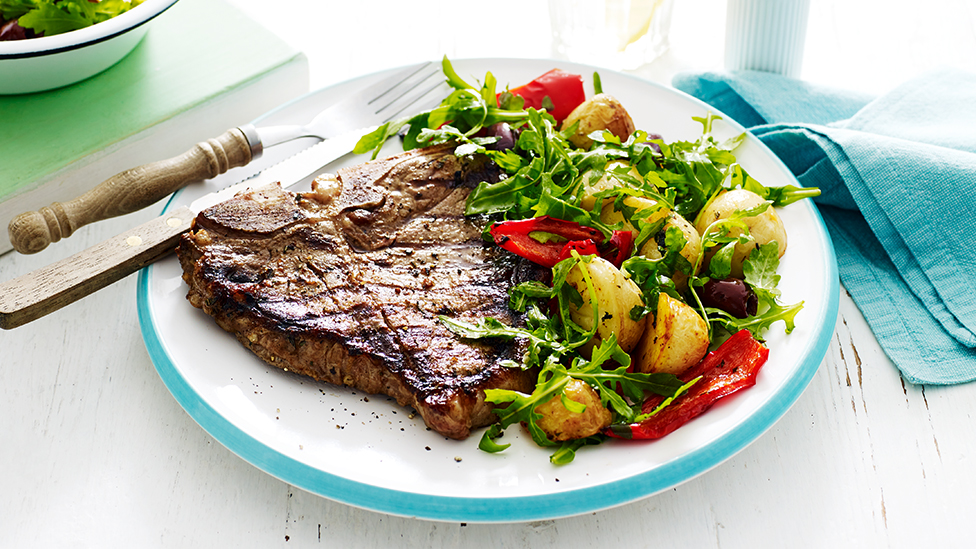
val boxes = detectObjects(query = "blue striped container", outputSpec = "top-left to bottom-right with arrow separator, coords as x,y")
725,0 -> 811,77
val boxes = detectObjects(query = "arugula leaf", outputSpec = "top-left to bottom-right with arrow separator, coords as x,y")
483,360 -> 569,449
661,224 -> 694,276
465,170 -> 537,215
533,186 -> 612,238
632,377 -> 700,422
478,424 -> 510,452
705,242 -> 805,337
353,121 -> 400,158
441,57 -> 477,91
93,0 -> 136,19
592,71 -> 603,95
708,301 -> 804,337
734,163 -> 822,206
585,115 -> 745,222
708,241 -> 736,279
509,280 -> 554,312
497,90 -> 525,111
550,436 -> 604,465
439,314 -> 569,365
560,393 -> 587,414
541,96 -> 555,112
743,241 -> 783,298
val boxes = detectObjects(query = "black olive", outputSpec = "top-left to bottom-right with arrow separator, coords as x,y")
485,122 -> 517,151
698,278 -> 757,318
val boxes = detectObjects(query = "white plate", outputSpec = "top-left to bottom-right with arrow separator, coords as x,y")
137,58 -> 839,522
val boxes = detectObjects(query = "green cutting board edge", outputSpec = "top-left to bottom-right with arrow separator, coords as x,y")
0,0 -> 306,202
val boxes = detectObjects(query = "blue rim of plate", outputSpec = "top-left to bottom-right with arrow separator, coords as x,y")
136,60 -> 840,522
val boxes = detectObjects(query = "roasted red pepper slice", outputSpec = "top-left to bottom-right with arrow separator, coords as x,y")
556,239 -> 599,264
489,216 -> 604,268
501,69 -> 585,123
605,329 -> 769,440
601,230 -> 635,268
490,217 -> 638,268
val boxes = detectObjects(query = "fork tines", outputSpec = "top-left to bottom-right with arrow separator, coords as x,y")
368,61 -> 449,122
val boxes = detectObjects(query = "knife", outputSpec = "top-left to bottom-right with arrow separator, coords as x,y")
8,61 -> 444,255
0,128 -> 369,330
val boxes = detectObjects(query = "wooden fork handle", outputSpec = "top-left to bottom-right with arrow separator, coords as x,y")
8,128 -> 253,255
0,206 -> 195,330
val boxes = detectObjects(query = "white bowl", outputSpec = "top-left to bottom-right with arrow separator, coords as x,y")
0,0 -> 179,95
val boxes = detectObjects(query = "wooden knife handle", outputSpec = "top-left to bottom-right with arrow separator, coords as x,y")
0,206 -> 195,330
8,128 -> 253,255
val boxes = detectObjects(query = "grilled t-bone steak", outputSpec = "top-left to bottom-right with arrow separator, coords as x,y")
176,144 -> 544,439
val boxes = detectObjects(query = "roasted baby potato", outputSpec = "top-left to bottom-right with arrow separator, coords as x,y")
578,161 -> 643,211
599,195 -> 670,233
634,293 -> 710,375
535,379 -> 612,441
562,93 -> 636,150
566,256 -> 646,352
638,212 -> 703,291
694,189 -> 787,278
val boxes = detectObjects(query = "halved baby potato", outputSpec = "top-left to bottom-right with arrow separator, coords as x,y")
599,195 -> 670,233
578,161 -> 644,212
565,256 -> 646,352
535,379 -> 612,441
634,293 -> 709,375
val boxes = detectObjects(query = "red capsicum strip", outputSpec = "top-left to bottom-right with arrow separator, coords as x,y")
602,229 -> 634,267
490,216 -> 603,268
556,239 -> 599,264
489,216 -> 634,268
605,329 -> 769,440
500,69 -> 585,123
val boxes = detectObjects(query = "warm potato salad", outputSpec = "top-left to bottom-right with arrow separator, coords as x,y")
356,58 -> 820,464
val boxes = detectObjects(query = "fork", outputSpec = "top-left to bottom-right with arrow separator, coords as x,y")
8,61 -> 448,255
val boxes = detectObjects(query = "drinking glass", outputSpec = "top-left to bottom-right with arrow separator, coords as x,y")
549,0 -> 675,70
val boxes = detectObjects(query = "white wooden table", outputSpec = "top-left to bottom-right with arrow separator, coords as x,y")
3,1 -> 975,546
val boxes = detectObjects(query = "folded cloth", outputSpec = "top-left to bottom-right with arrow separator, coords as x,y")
673,69 -> 976,385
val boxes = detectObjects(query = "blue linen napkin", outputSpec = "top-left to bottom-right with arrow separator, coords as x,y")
673,69 -> 976,385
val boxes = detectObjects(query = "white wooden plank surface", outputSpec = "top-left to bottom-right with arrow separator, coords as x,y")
3,0 -> 975,546
5,233 -> 975,548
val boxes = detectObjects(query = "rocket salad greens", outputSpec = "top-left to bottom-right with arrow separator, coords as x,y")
355,57 -> 820,464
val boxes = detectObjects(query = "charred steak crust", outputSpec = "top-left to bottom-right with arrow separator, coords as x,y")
177,145 -> 543,439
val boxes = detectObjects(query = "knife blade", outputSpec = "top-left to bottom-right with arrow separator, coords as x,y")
190,127 -> 370,215
0,126 -> 372,330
